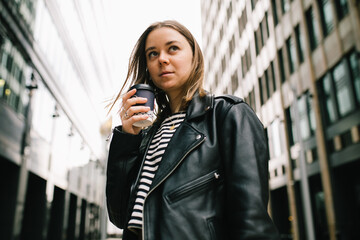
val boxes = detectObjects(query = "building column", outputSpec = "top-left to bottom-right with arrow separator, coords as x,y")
11,79 -> 37,240
349,0 -> 360,51
11,160 -> 29,240
269,3 -> 300,237
62,191 -> 71,240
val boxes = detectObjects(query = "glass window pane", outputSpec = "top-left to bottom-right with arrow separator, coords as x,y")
281,0 -> 290,13
295,25 -> 305,63
323,74 -> 337,123
319,0 -> 334,36
272,0 -> 278,25
298,95 -> 311,140
288,107 -> 297,145
271,119 -> 282,157
286,36 -> 296,73
335,0 -> 349,20
307,93 -> 316,132
278,48 -> 286,83
333,61 -> 354,116
349,52 -> 360,104
306,7 -> 320,51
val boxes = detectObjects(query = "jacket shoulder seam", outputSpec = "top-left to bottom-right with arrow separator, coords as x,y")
215,94 -> 244,104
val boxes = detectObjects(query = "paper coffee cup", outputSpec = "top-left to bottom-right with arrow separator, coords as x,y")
129,84 -> 156,128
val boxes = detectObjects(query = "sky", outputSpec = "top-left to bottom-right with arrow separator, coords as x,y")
106,0 -> 203,93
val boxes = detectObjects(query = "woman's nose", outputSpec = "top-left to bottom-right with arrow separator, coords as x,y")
158,52 -> 169,65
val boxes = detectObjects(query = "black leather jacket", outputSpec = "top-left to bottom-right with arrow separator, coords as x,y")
106,93 -> 280,240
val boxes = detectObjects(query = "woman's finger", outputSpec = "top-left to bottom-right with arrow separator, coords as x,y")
125,106 -> 150,118
122,89 -> 137,106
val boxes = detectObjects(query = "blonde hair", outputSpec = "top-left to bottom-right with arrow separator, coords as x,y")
108,20 -> 205,118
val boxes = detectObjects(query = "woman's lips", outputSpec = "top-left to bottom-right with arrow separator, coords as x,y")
160,71 -> 173,77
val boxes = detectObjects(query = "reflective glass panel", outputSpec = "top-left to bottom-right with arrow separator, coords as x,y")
333,61 -> 353,116
349,52 -> 360,104
323,74 -> 337,123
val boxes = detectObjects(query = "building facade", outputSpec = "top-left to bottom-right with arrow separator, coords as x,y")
201,0 -> 360,239
0,0 -> 115,239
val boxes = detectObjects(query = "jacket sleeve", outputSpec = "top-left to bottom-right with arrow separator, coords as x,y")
219,102 -> 280,239
106,126 -> 143,229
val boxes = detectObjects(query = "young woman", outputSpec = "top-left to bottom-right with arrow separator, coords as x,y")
106,20 -> 280,240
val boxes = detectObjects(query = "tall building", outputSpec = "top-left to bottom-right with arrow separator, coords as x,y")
0,0 -> 116,239
201,0 -> 360,239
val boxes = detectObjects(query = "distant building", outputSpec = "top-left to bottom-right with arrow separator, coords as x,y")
0,0 -> 115,239
201,0 -> 360,239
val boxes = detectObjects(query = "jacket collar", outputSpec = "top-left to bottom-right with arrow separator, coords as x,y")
186,92 -> 214,121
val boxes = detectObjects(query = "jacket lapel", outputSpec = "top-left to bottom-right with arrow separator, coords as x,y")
150,122 -> 205,190
148,93 -> 214,192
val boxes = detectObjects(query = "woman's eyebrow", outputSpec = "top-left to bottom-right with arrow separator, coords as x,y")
145,46 -> 156,54
165,40 -> 180,46
145,40 -> 181,53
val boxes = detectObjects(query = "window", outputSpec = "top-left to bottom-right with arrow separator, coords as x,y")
278,48 -> 286,83
317,51 -> 360,125
318,0 -> 334,36
281,0 -> 290,14
269,119 -> 283,158
241,47 -> 252,78
221,56 -> 226,73
249,88 -> 256,111
246,47 -> 252,70
265,69 -> 271,99
259,77 -> 265,105
286,36 -> 296,74
260,13 -> 270,45
254,30 -> 260,55
265,12 -> 270,39
287,92 -> 316,145
306,7 -> 320,51
241,54 -> 246,78
271,0 -> 279,26
251,0 -> 258,10
321,74 -> 338,124
220,25 -> 224,40
259,73 -> 270,105
0,38 -> 30,115
229,34 -> 236,56
238,7 -> 248,37
333,60 -> 354,116
260,21 -> 265,47
349,52 -> 360,104
213,72 -> 220,90
227,1 -> 233,22
231,72 -> 239,93
300,93 -> 316,139
295,25 -> 305,63
270,61 -> 277,93
334,0 -> 349,20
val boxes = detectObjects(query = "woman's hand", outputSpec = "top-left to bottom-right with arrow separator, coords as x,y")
120,89 -> 150,135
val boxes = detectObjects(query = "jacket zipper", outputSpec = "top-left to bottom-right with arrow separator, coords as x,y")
142,136 -> 205,240
166,170 -> 220,203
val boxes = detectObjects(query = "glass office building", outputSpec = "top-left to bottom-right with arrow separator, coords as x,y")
0,0 -> 115,239
201,0 -> 360,239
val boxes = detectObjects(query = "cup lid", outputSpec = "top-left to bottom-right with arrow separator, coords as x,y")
129,84 -> 154,92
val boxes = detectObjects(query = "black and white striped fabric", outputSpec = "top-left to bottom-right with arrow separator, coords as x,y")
128,112 -> 186,231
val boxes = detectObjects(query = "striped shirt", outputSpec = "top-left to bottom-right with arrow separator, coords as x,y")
128,112 -> 186,231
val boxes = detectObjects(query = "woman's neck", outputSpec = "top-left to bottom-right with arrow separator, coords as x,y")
168,93 -> 182,113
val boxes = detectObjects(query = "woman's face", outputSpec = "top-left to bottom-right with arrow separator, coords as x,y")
145,27 -> 193,99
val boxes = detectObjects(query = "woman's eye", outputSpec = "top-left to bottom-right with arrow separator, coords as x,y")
169,46 -> 179,52
148,51 -> 158,58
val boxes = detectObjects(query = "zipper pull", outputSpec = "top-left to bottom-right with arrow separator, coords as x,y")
214,172 -> 220,179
